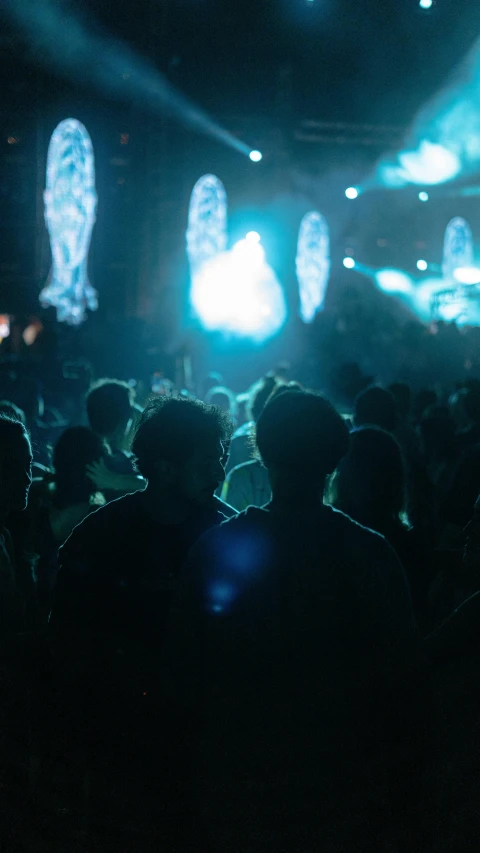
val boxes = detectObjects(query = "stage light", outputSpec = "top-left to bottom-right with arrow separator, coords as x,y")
249,150 -> 262,162
375,269 -> 413,294
246,231 -> 261,243
419,0 -> 432,8
186,174 -> 228,275
345,187 -> 358,199
418,191 -> 429,202
40,118 -> 98,325
399,142 -> 460,185
453,267 -> 480,284
190,236 -> 287,342
417,259 -> 428,271
296,211 -> 331,323
443,217 -> 474,280
343,257 -> 355,269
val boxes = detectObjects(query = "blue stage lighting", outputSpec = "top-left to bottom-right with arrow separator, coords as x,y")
186,174 -> 228,276
40,118 -> 98,325
249,150 -> 262,162
418,191 -> 429,202
419,0 -> 432,8
453,267 -> 480,284
246,231 -> 261,243
345,187 -> 358,199
375,269 -> 413,294
296,211 -> 331,323
417,259 -> 428,271
343,257 -> 355,269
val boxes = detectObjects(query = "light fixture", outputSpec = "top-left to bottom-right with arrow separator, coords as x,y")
249,150 -> 262,162
343,257 -> 355,269
345,187 -> 358,200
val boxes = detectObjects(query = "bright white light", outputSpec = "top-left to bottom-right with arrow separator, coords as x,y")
190,236 -> 287,342
417,259 -> 428,271
453,266 -> 480,284
343,257 -> 355,269
419,0 -> 432,8
399,141 -> 460,185
40,118 -> 98,325
246,231 -> 261,244
0,315 -> 10,340
375,269 -> 413,294
345,187 -> 358,199
418,191 -> 429,202
249,150 -> 262,162
296,211 -> 331,323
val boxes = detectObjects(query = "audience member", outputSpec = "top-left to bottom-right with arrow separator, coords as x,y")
164,391 -> 423,852
354,385 -> 397,432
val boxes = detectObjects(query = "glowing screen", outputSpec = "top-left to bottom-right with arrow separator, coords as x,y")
442,217 -> 473,281
40,119 -> 98,325
296,211 -> 331,323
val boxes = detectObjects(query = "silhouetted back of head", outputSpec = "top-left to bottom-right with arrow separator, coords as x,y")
333,426 -> 405,523
132,395 -> 233,480
53,426 -> 105,508
256,390 -> 349,479
354,386 -> 397,432
387,382 -> 412,420
0,400 -> 26,425
86,379 -> 133,437
205,386 -> 238,419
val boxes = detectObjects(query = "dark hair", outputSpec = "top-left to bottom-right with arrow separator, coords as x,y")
387,382 -> 412,419
132,395 -> 233,480
0,414 -> 30,446
86,379 -> 133,437
464,385 -> 480,423
52,426 -> 105,509
354,386 -> 397,432
0,400 -> 27,425
250,375 -> 279,423
256,390 -> 349,477
333,426 -> 406,522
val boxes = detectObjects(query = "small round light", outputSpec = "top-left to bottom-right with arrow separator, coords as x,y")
416,259 -> 428,271
418,191 -> 429,202
246,231 -> 261,243
249,150 -> 262,162
343,257 -> 355,269
345,187 -> 358,200
419,0 -> 433,9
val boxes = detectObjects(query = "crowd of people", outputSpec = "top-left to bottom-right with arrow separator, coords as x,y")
1,362 -> 480,851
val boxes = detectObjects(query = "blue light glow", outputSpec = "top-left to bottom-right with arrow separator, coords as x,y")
417,260 -> 428,271
419,0 -> 433,9
296,211 -> 331,323
246,231 -> 261,243
249,150 -> 262,162
398,141 -> 460,185
40,119 -> 98,324
345,187 -> 358,199
442,217 -> 473,281
343,257 -> 355,269
186,174 -> 228,276
418,191 -> 429,202
190,236 -> 287,342
453,267 -> 480,284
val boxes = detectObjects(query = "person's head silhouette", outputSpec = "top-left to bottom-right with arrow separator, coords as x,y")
0,416 -> 33,519
132,396 -> 232,512
86,379 -> 134,450
354,386 -> 397,432
255,390 -> 349,506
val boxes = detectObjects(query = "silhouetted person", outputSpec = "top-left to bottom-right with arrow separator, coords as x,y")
164,391 -> 423,852
354,385 -> 397,432
85,378 -> 145,499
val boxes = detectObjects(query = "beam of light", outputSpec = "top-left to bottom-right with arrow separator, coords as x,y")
343,257 -> 355,269
40,119 -> 98,325
418,191 -> 429,202
345,187 -> 358,199
249,150 -> 263,162
442,217 -> 473,281
5,0 -> 251,158
375,270 -> 414,295
295,211 -> 331,323
190,237 -> 287,342
454,267 -> 480,284
186,174 -> 228,276
417,260 -> 428,271
371,31 -> 480,190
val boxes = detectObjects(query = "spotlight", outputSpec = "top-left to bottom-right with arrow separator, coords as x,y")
246,231 -> 261,243
418,191 -> 429,202
345,187 -> 358,200
419,0 -> 432,8
249,150 -> 262,162
417,259 -> 428,271
343,257 -> 355,269
453,267 -> 480,285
